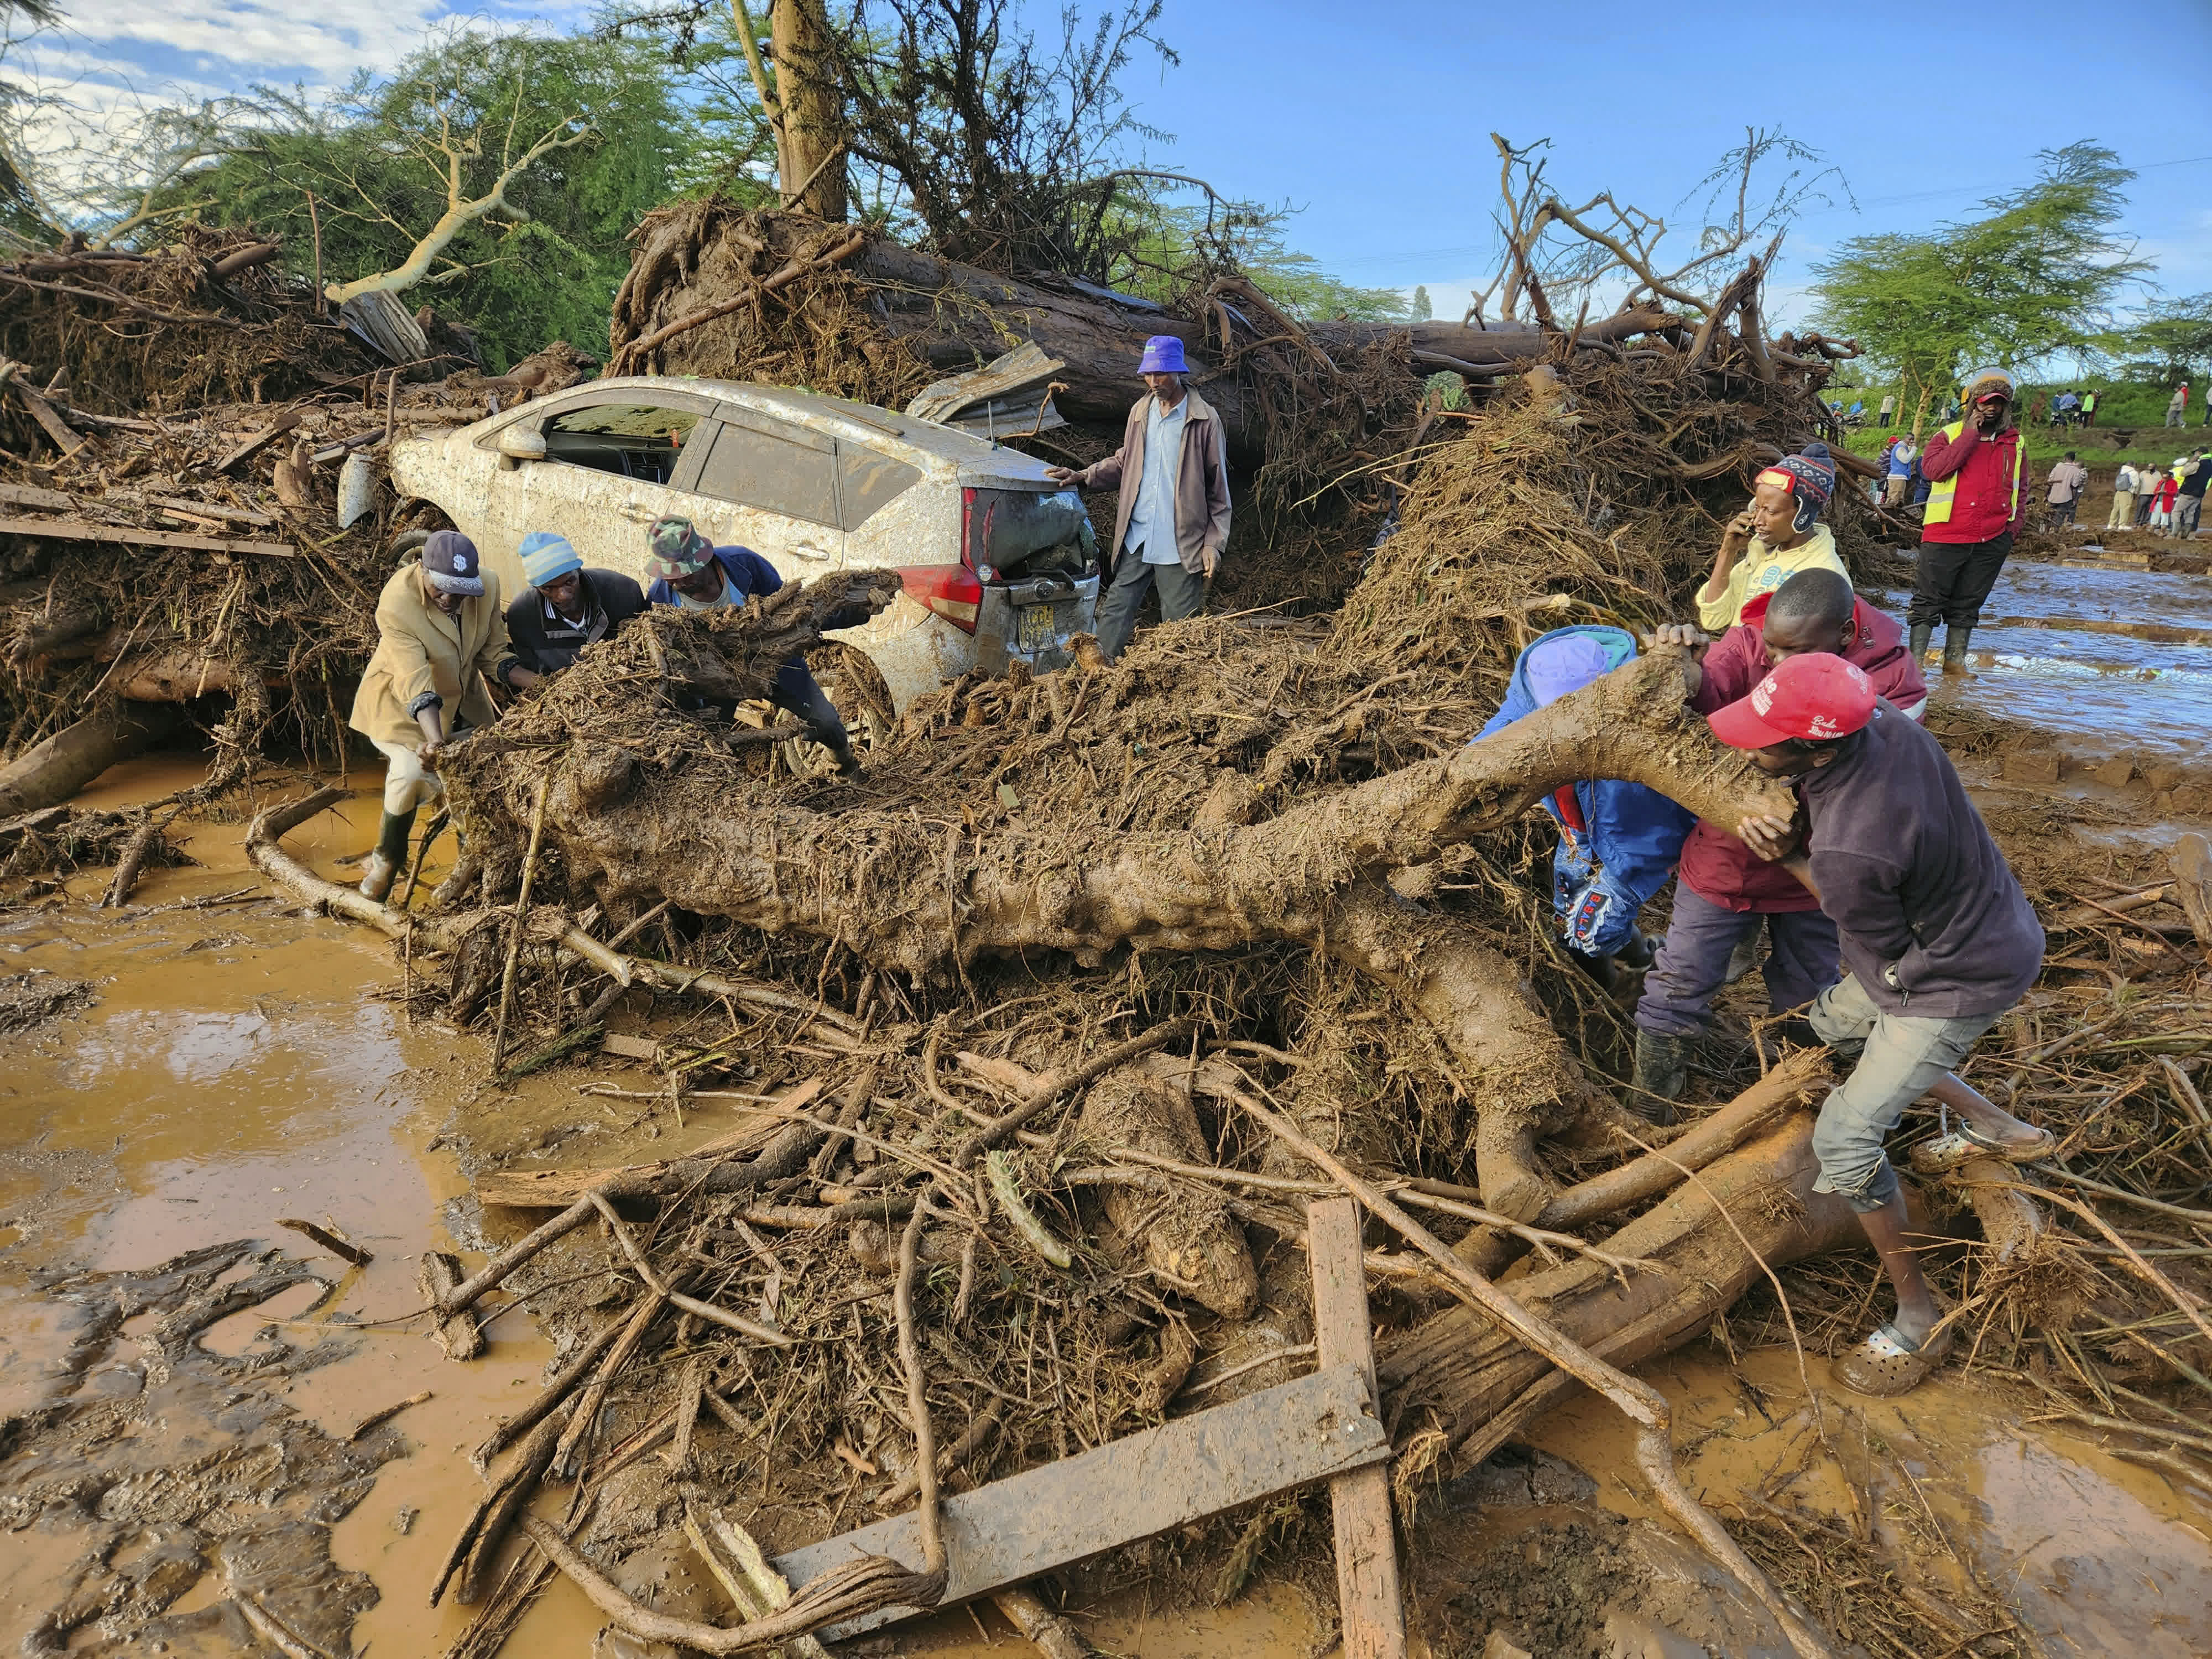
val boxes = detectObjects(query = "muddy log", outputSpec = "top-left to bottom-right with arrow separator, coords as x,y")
444,636 -> 1790,984
0,701 -> 182,816
1376,1114 -> 1860,1439
609,206 -> 1686,456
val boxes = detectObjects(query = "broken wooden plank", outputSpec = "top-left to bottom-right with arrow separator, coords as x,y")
0,481 -> 74,512
0,515 -> 295,558
7,375 -> 82,453
1307,1197 -> 1407,1659
276,1216 -> 373,1266
213,410 -> 301,473
771,1361 -> 1390,1639
145,494 -> 277,528
417,1250 -> 486,1360
684,1500 -> 834,1659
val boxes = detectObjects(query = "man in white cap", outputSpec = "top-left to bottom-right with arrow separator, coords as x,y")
1046,334 -> 1231,660
349,530 -> 539,901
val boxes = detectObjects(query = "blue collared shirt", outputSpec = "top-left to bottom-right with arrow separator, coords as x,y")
1126,394 -> 1188,566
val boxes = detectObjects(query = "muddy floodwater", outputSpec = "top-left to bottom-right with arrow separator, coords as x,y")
1881,559 -> 2212,756
3,752 -> 2210,1658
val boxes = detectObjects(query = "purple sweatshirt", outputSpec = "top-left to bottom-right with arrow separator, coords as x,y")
1800,702 -> 2043,1018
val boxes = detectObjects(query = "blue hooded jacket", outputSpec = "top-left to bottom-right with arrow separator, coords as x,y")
1474,625 -> 1695,957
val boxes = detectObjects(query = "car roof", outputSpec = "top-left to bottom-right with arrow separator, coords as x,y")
528,375 -> 1057,486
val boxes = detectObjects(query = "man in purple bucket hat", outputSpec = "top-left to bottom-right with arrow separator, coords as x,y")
1046,333 -> 1231,660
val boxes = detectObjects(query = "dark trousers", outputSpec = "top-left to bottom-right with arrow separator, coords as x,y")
2046,500 -> 2077,527
1095,546 -> 1208,660
1909,531 -> 2012,632
769,660 -> 853,758
1635,885 -> 1840,1037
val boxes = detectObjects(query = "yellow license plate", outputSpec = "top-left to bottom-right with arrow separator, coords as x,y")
1015,604 -> 1061,653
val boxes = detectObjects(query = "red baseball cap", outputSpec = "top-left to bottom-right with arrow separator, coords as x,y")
1708,652 -> 1876,749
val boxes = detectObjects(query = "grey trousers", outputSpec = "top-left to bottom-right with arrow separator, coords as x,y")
1095,546 -> 1208,660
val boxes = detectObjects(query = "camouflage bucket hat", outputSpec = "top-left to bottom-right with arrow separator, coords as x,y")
645,515 -> 713,581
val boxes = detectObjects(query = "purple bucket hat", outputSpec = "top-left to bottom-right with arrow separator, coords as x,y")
1138,335 -> 1188,375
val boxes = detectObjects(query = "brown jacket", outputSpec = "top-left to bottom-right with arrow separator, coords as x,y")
349,565 -> 510,748
1075,388 -> 1232,575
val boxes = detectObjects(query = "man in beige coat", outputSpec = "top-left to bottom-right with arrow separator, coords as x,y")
349,530 -> 539,900
1046,335 -> 1231,660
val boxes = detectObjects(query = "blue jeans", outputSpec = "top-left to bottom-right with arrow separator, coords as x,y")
1635,885 -> 1840,1037
1806,974 -> 2002,1213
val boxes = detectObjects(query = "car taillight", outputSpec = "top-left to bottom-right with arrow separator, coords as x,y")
898,562 -> 983,632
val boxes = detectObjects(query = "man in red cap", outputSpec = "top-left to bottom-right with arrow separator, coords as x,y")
1046,334 -> 1231,660
1631,570 -> 1927,1110
1708,651 -> 2051,1396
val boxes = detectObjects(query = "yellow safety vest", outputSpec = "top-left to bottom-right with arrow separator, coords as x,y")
1922,421 -> 2021,527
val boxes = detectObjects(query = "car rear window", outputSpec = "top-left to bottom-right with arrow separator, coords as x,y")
967,488 -> 1091,575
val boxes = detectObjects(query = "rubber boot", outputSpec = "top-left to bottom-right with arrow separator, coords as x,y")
1630,1030 -> 1689,1124
358,806 -> 417,903
1942,626 -> 1973,676
1908,622 -> 1933,666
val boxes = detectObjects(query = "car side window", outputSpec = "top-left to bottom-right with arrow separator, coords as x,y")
694,414 -> 839,527
838,444 -> 922,530
539,401 -> 700,486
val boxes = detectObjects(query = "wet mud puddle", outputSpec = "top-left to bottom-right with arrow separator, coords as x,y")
1879,561 -> 2212,757
0,757 -> 558,1657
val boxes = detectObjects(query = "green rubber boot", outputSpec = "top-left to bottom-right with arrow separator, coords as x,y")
358,806 -> 418,902
1630,1030 -> 1689,1124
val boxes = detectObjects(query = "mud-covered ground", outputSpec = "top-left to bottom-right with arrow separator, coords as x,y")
2,553 -> 2209,1658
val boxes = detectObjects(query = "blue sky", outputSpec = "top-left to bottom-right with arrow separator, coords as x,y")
25,0 -> 2212,331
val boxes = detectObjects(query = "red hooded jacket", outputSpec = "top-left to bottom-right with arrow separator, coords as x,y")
1678,593 -> 1929,912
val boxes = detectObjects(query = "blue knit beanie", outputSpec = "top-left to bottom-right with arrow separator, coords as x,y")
520,531 -> 582,588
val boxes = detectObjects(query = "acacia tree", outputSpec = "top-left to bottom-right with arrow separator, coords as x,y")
2100,293 -> 2212,384
1810,143 -> 2148,434
170,28 -> 686,366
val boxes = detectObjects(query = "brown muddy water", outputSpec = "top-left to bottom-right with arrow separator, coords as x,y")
2,756 -> 2209,1658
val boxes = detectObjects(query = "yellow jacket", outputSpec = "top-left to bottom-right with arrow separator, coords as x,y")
349,565 -> 510,748
1697,523 -> 1848,632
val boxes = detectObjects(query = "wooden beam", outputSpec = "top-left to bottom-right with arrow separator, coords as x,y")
0,481 -> 74,512
0,515 -> 295,558
771,1362 -> 1390,1640
1307,1197 -> 1407,1659
213,410 -> 301,473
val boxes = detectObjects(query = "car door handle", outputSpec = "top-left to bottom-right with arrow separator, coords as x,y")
619,502 -> 658,521
790,542 -> 831,561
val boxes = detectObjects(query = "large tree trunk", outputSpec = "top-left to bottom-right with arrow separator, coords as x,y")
772,0 -> 847,221
442,629 -> 1791,985
1376,1115 -> 1861,1436
0,701 -> 181,816
608,207 -> 1683,458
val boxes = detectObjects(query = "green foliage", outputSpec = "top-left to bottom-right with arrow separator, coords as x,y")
164,27 -> 689,369
2098,293 -> 2212,383
1411,284 -> 1432,322
1809,143 -> 2148,415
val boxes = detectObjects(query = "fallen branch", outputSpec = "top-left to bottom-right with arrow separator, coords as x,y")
520,1515 -> 943,1653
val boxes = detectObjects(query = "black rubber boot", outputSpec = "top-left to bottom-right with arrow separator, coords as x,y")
1942,626 -> 1973,676
1908,622 -> 1934,665
358,806 -> 418,902
1630,1030 -> 1689,1124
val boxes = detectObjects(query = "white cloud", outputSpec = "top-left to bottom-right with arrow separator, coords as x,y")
41,0 -> 450,86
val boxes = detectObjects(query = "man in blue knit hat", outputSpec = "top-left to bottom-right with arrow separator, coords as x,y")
1046,334 -> 1232,660
505,530 -> 648,675
1475,627 -> 1695,1012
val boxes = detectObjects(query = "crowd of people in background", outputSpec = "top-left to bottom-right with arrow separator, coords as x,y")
1867,378 -> 2209,542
